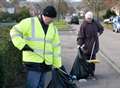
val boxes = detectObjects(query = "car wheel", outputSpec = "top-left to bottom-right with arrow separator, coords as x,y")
115,28 -> 119,33
117,29 -> 120,33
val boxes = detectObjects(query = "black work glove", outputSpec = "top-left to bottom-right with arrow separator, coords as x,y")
22,44 -> 33,51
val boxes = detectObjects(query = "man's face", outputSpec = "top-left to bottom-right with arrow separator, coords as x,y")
43,16 -> 54,25
85,17 -> 93,22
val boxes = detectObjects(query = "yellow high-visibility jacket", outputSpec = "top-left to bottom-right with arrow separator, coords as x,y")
10,17 -> 62,68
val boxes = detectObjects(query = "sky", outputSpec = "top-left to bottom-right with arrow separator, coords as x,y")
27,0 -> 81,2
6,0 -> 81,2
71,0 -> 81,2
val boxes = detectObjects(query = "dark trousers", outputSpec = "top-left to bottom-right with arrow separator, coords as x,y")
26,70 -> 46,88
85,54 -> 96,76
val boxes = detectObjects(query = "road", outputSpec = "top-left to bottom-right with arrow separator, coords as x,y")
60,24 -> 120,88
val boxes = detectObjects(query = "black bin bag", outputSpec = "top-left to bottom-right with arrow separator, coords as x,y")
70,48 -> 89,80
47,66 -> 78,88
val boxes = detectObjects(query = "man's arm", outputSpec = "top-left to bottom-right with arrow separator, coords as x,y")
95,20 -> 104,35
10,19 -> 28,50
52,27 -> 62,68
77,22 -> 86,47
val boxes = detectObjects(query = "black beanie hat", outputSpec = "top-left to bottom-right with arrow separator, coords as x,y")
43,6 -> 57,18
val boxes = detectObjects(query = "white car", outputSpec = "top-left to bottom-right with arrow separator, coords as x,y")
103,17 -> 113,24
65,16 -> 71,23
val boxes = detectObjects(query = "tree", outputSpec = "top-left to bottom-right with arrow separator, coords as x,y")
9,0 -> 18,4
57,0 -> 69,20
46,0 -> 69,20
104,0 -> 120,8
15,7 -> 30,22
103,9 -> 116,19
82,0 -> 104,18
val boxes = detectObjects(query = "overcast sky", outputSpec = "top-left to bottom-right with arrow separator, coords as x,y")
27,0 -> 81,2
71,0 -> 81,2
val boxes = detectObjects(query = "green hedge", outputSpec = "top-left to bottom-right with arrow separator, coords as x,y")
54,19 -> 70,30
0,28 -> 25,88
103,9 -> 116,19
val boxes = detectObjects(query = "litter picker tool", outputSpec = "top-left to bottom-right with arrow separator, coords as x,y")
86,41 -> 100,64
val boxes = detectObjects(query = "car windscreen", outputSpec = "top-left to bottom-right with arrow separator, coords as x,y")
118,17 -> 120,23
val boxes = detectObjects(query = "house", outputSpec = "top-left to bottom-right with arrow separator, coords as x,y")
111,3 -> 120,16
0,0 -> 15,14
104,0 -> 120,16
0,0 -> 29,14
4,3 -> 15,14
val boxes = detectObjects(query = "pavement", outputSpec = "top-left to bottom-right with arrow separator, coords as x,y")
99,29 -> 120,73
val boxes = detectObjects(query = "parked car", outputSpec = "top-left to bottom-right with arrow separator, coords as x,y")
103,16 -> 113,24
65,15 -> 71,23
70,16 -> 79,24
112,16 -> 120,33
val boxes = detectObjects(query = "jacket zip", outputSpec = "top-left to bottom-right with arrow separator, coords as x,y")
44,35 -> 46,62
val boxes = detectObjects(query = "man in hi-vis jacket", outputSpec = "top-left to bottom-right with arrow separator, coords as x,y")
10,6 -> 62,88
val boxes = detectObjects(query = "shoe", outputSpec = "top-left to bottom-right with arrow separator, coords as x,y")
88,74 -> 96,80
90,76 -> 96,80
69,75 -> 77,84
71,75 -> 77,80
79,79 -> 87,82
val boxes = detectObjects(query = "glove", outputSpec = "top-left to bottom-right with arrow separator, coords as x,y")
98,33 -> 100,36
22,44 -> 33,51
77,44 -> 85,49
79,44 -> 88,54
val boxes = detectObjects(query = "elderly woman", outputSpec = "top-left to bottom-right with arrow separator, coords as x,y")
77,11 -> 104,79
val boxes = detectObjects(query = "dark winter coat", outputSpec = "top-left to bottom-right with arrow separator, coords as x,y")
77,19 -> 104,55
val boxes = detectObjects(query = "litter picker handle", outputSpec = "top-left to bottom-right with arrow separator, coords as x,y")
34,50 -> 70,76
58,68 -> 68,75
90,41 -> 96,60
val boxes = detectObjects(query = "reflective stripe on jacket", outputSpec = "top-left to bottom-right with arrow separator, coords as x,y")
10,17 -> 62,68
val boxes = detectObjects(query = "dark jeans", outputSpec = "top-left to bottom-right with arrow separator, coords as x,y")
26,70 -> 46,88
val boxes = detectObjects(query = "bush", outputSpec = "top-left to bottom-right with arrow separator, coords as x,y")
54,19 -> 70,30
0,54 -> 4,88
103,9 -> 116,19
0,12 -> 15,22
15,7 -> 31,22
0,28 -> 25,88
0,7 -> 30,23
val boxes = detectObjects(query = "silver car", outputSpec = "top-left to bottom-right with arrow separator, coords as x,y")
112,16 -> 120,33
